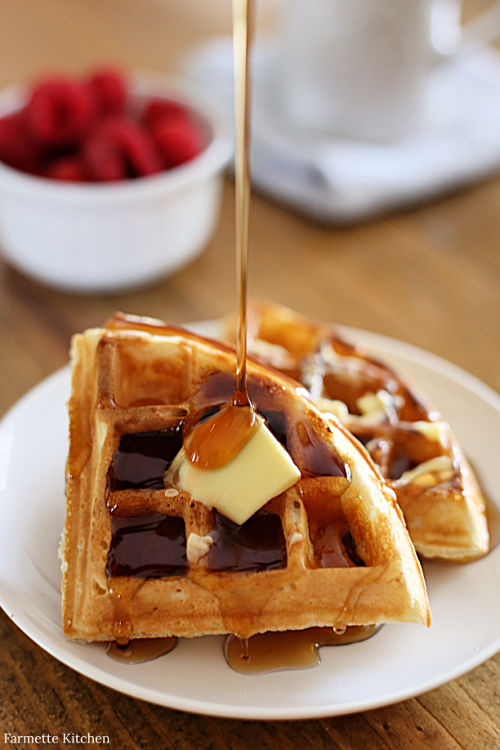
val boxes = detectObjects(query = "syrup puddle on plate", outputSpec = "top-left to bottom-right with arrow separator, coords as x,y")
225,625 -> 382,674
106,637 -> 177,664
105,626 -> 382,673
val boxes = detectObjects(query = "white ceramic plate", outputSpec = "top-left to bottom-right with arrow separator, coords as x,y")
0,321 -> 499,720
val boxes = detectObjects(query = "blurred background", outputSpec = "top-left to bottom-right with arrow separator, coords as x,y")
0,0 -> 499,395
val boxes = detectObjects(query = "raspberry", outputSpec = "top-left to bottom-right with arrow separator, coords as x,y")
152,117 -> 205,168
26,77 -> 95,147
45,156 -> 87,182
83,118 -> 162,181
142,98 -> 190,132
87,68 -> 127,116
0,110 -> 42,173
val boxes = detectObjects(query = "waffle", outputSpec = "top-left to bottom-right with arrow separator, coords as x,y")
62,313 -> 429,642
228,301 -> 489,562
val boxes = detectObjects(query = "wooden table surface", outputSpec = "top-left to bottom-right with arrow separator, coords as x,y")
0,2 -> 499,748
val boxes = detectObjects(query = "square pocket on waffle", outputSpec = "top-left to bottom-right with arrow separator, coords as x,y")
230,301 -> 489,563
62,313 -> 429,642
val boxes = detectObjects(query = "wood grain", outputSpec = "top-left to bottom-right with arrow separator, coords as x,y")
0,2 -> 499,748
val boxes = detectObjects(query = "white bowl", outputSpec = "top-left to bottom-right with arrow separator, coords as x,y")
0,74 -> 231,293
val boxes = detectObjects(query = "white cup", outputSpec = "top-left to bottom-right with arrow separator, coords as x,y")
278,0 -> 500,142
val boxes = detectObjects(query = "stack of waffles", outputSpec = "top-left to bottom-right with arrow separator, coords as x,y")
230,301 -> 489,563
61,313 -> 430,642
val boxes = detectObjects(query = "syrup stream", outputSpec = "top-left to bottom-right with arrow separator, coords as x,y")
233,0 -> 252,406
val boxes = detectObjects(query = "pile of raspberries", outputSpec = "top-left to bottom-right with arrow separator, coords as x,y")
0,68 -> 206,182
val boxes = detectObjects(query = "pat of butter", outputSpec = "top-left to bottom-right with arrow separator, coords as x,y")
398,455 -> 453,485
411,420 -> 448,445
173,416 -> 301,525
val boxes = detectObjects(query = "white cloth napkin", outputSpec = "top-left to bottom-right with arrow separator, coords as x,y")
182,37 -> 500,222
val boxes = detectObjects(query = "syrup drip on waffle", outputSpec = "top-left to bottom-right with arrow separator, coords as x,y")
184,402 -> 257,470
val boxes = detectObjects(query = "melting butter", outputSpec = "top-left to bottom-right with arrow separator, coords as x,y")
170,416 -> 300,525
356,390 -> 402,425
399,455 -> 453,484
411,420 -> 448,445
314,397 -> 350,422
186,532 -> 214,565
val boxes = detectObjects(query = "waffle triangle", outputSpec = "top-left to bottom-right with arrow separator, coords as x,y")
62,313 -> 429,642
230,301 -> 489,562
